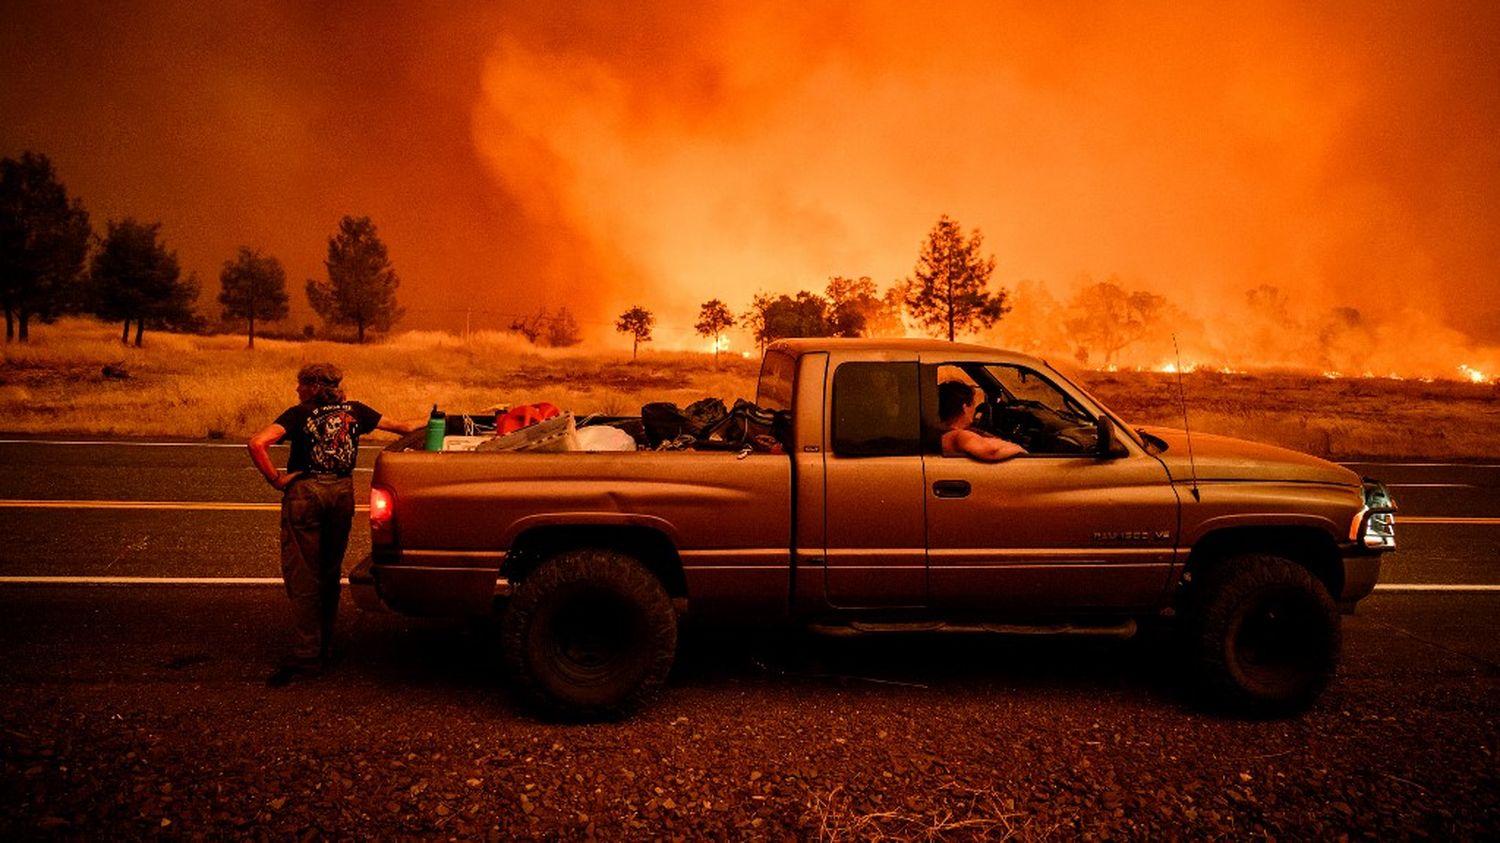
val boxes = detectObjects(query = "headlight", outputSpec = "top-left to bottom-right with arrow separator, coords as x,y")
1351,479 -> 1397,550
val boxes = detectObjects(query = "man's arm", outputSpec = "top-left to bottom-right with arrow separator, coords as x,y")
376,417 -> 419,435
951,428 -> 1026,462
248,423 -> 299,490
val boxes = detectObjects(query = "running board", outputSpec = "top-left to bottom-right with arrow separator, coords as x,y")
807,619 -> 1138,639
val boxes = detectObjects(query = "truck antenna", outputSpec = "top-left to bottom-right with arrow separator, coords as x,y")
1173,334 -> 1201,502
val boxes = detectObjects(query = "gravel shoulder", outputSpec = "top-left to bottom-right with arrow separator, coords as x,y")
2,589 -> 1496,839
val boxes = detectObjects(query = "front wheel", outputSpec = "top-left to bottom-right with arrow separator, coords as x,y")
1185,554 -> 1341,716
501,549 -> 677,721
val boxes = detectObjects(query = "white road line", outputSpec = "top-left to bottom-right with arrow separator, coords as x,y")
0,576 -> 321,585
0,577 -> 1495,592
1339,461 -> 1500,469
0,500 -> 368,512
1373,584 -> 1500,592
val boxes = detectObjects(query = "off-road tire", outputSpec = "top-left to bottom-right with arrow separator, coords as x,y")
1185,554 -> 1341,716
501,549 -> 677,721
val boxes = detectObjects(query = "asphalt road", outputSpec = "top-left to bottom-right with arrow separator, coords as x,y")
1,439 -> 1496,837
0,440 -> 1495,587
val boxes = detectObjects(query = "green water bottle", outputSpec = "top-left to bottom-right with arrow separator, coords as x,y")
424,404 -> 446,451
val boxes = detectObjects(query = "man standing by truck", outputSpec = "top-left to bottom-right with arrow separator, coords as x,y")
248,363 -> 416,688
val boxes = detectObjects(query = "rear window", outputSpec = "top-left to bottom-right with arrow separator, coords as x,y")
756,350 -> 796,412
831,362 -> 920,457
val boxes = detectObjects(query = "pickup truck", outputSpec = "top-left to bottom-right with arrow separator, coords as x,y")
351,338 -> 1396,720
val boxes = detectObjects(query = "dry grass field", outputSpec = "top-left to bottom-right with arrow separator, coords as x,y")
2,318 -> 1495,460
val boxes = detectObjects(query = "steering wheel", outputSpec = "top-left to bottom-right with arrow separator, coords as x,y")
973,398 -> 997,432
980,400 -> 1040,450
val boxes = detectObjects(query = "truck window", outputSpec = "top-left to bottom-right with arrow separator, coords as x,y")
831,362 -> 921,457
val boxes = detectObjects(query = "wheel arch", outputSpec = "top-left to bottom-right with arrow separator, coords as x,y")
1181,525 -> 1344,602
502,525 -> 687,598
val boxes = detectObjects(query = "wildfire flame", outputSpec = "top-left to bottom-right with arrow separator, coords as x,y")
1459,365 -> 1491,384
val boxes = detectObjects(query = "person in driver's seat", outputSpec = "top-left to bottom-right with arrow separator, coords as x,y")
938,380 -> 1026,462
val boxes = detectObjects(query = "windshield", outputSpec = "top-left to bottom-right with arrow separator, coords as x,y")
1035,361 -> 1146,450
985,364 -> 1091,421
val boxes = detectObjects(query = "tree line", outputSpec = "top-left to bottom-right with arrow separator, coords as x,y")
613,215 -> 1202,368
617,214 -> 1013,360
0,151 -> 404,347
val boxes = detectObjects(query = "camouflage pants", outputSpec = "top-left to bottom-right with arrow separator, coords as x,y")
279,475 -> 355,663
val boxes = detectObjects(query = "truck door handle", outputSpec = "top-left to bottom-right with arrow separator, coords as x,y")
932,480 -> 971,498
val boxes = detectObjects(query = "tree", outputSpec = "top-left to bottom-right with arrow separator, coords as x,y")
994,279 -> 1070,356
741,292 -> 775,353
762,291 -> 831,342
903,215 -> 1007,341
218,247 -> 289,348
694,299 -> 735,366
0,152 -> 91,342
825,276 -> 902,337
1063,277 -> 1166,366
615,305 -> 654,360
90,218 -> 197,347
546,306 -> 582,347
510,306 -> 583,347
508,307 -> 548,344
306,215 -> 403,343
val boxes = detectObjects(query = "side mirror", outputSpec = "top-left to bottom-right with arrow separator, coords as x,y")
1095,416 -> 1128,459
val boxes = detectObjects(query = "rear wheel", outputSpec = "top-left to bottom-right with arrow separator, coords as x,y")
1185,554 -> 1341,716
501,549 -> 677,720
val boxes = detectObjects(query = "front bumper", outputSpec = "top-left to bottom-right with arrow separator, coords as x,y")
1338,480 -> 1397,611
1338,551 -> 1383,611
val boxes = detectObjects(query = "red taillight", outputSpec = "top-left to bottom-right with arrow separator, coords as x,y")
369,487 -> 394,528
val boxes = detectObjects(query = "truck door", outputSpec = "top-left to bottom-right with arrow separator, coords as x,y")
920,359 -> 1179,613
822,358 -> 929,608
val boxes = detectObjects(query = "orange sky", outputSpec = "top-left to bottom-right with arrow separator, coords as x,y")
3,1 -> 1497,367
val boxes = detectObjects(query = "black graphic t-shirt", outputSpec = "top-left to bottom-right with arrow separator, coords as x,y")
274,400 -> 383,476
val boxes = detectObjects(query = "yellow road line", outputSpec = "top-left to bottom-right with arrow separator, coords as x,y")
0,500 -> 368,512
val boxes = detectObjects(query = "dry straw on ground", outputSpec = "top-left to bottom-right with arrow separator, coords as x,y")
2,318 -> 1494,460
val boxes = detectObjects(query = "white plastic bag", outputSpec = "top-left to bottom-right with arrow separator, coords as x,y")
574,425 -> 638,452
